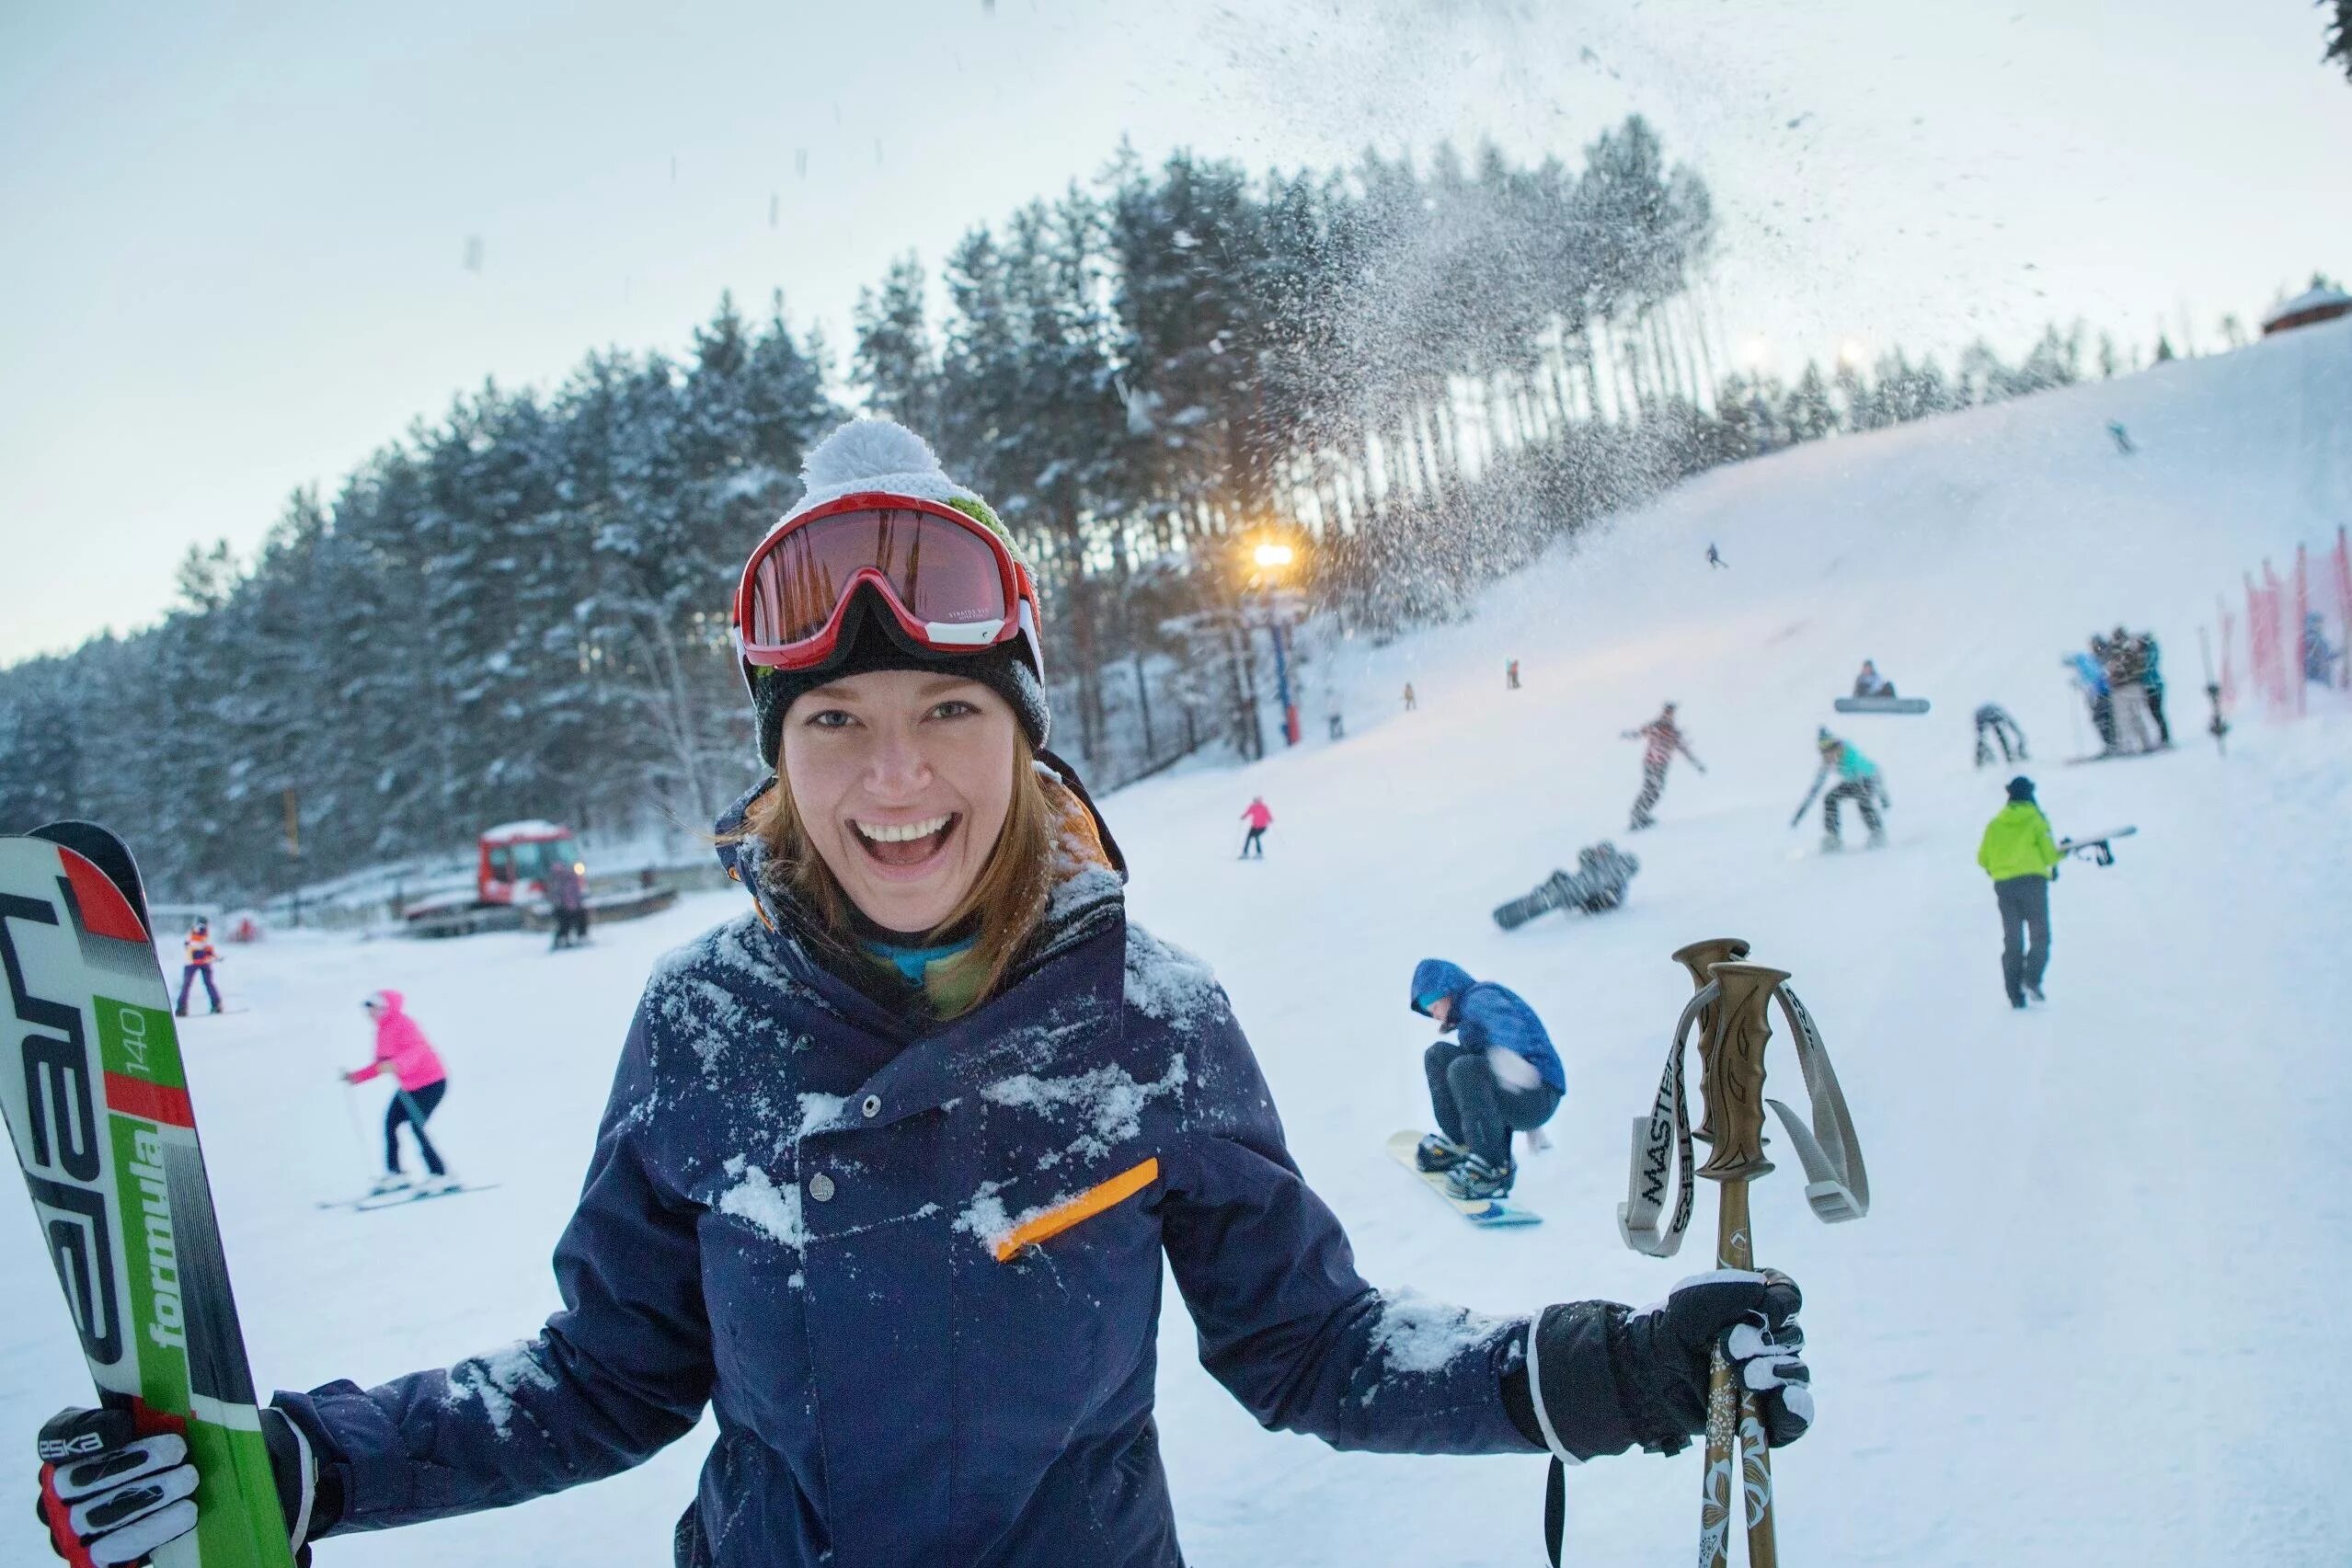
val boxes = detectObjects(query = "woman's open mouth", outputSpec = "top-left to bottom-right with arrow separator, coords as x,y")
853,813 -> 959,871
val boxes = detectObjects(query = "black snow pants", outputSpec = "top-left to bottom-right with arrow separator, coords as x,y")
1425,1040 -> 1561,1168
385,1079 -> 449,1176
1630,760 -> 1668,827
1993,876 -> 2051,1005
1823,779 -> 1882,840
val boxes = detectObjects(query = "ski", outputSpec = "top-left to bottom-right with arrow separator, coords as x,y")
2063,745 -> 2174,765
1383,1130 -> 1541,1227
316,1182 -> 499,1213
0,822 -> 296,1568
1832,696 -> 1931,715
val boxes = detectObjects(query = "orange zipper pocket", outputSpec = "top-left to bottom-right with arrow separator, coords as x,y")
994,1157 -> 1159,1263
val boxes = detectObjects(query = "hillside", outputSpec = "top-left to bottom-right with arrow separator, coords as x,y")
3,319 -> 2346,1566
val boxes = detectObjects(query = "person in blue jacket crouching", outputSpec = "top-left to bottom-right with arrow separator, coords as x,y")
1412,958 -> 1565,1200
33,420 -> 1815,1568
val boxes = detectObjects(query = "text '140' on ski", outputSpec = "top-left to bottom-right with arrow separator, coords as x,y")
0,822 -> 295,1567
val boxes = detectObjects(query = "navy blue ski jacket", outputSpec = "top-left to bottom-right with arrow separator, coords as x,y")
273,775 -> 1633,1567
1410,959 -> 1566,1094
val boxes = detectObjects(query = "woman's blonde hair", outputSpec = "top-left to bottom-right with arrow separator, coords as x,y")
742,732 -> 1055,1016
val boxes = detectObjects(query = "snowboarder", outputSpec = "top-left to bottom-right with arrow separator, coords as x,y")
32,418 -> 1818,1568
1507,658 -> 1521,690
1326,705 -> 1344,740
1239,796 -> 1273,858
1402,681 -> 1417,711
2064,649 -> 2117,752
1792,728 -> 1887,850
2107,419 -> 2136,455
345,990 -> 452,1195
544,855 -> 590,950
1622,702 -> 1704,830
1490,842 -> 1640,931
1976,776 -> 2063,1009
175,916 -> 221,1016
1408,959 -> 1564,1201
1852,659 -> 1896,699
1706,543 -> 1727,568
1973,703 -> 2028,767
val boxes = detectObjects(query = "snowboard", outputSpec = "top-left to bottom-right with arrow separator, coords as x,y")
1833,695 -> 1931,715
2059,826 -> 2137,865
2064,744 -> 2174,765
1384,1130 -> 1542,1227
0,823 -> 297,1567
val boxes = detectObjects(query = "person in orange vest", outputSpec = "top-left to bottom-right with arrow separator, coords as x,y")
177,917 -> 222,1016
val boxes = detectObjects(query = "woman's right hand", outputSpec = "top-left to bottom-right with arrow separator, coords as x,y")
35,1404 -> 318,1566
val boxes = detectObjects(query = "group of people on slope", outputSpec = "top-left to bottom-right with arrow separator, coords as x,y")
2067,626 -> 2168,755
34,417 -> 1816,1568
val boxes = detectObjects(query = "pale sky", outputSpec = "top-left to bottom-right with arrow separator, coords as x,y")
4,0 -> 2346,665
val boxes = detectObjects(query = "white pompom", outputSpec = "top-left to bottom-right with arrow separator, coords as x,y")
801,419 -> 946,491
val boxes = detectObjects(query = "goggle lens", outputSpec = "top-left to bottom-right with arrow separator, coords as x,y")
743,508 -> 1011,652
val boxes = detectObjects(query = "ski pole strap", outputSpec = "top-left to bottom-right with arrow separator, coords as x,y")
1617,979 -> 1869,1255
1761,983 -> 1870,1224
1617,985 -> 1709,1256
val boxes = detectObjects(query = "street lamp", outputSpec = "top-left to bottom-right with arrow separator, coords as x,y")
1245,537 -> 1304,749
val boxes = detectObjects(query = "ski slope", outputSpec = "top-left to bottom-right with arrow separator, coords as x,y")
4,319 -> 2347,1565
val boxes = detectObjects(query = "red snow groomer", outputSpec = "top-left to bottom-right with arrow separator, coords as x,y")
400,820 -> 674,939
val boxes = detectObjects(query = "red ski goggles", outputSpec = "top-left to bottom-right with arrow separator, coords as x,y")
730,493 -> 1041,676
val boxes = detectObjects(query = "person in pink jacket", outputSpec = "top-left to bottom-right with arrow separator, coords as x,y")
346,989 -> 453,1193
1239,796 -> 1273,859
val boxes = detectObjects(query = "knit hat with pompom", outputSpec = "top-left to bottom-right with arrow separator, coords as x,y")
745,419 -> 1050,765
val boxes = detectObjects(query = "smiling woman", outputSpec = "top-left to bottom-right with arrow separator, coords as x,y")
30,420 -> 1816,1568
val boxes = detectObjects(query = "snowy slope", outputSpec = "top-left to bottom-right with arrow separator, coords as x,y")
4,320 -> 2347,1567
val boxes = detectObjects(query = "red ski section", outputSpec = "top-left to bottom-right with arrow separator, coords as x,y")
59,847 -> 148,944
104,1071 -> 195,1128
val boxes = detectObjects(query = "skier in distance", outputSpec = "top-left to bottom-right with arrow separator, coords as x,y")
1408,960 -> 1564,1200
175,915 -> 222,1016
1623,702 -> 1704,831
32,420 -> 1815,1568
1238,795 -> 1273,858
347,990 -> 453,1196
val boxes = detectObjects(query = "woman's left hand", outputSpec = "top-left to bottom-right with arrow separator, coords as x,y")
1525,1267 -> 1810,1459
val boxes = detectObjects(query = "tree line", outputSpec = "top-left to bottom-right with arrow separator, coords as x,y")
0,118 -> 2134,900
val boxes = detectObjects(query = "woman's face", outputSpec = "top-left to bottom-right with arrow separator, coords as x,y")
780,669 -> 1019,934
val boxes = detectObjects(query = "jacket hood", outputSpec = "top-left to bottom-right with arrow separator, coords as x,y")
367,989 -> 406,1016
1410,958 -> 1474,1017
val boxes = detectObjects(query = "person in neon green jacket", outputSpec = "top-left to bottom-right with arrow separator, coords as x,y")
1977,776 -> 2064,1008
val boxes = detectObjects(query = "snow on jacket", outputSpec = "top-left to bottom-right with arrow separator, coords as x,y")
1241,800 -> 1273,830
1409,959 -> 1566,1094
273,769 -> 1662,1568
349,990 -> 446,1091
1978,802 -> 2062,882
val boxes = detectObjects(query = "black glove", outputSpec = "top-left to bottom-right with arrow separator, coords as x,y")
1509,1267 -> 1811,1461
35,1404 -> 323,1567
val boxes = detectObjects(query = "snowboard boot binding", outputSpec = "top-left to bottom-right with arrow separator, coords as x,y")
1445,1155 -> 1515,1201
1819,832 -> 1844,853
1414,1134 -> 1472,1174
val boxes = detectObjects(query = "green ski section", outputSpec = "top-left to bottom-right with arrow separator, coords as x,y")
0,830 -> 295,1567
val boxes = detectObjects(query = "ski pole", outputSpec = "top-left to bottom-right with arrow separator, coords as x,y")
338,1079 -> 376,1185
1693,961 -> 1789,1568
